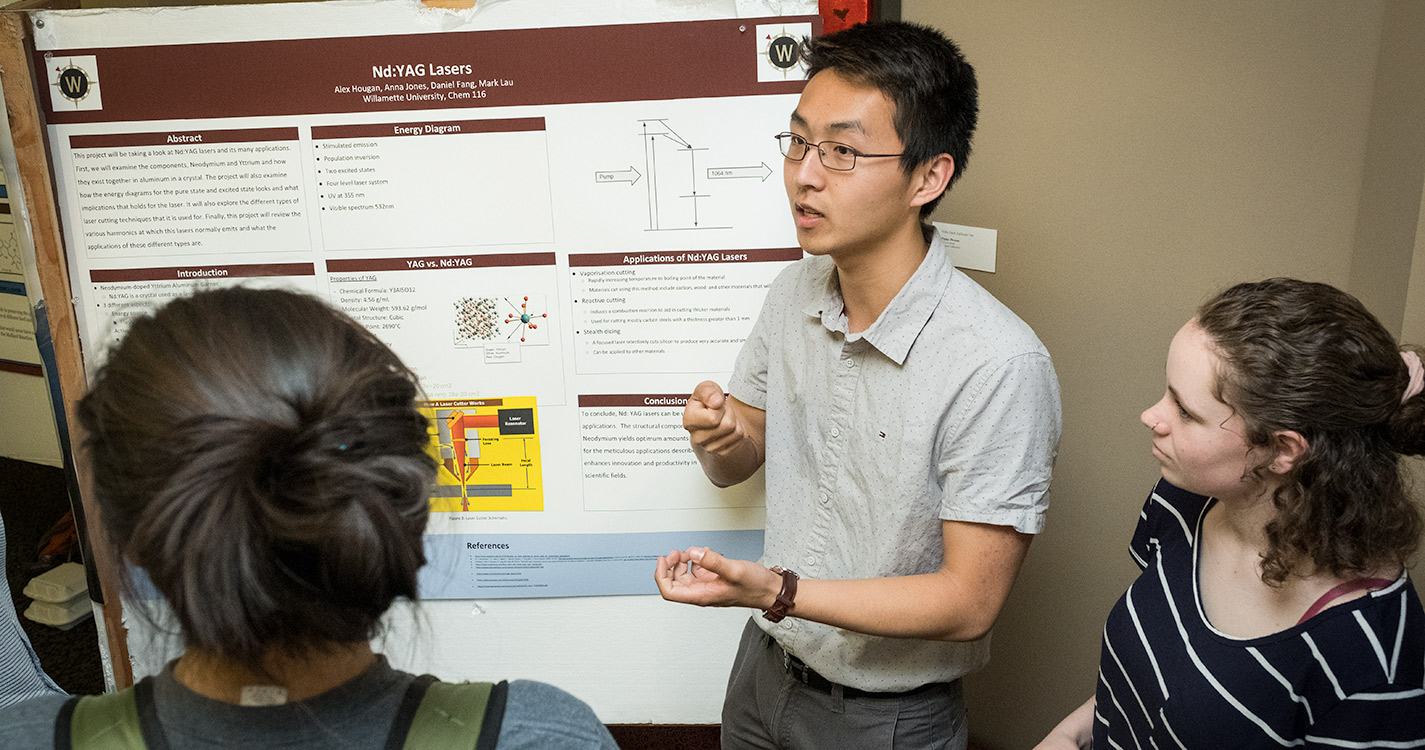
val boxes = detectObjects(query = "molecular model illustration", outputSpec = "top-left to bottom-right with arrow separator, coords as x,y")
454,297 -> 501,345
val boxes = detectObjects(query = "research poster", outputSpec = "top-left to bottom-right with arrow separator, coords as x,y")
38,10 -> 819,597
0,177 -> 41,375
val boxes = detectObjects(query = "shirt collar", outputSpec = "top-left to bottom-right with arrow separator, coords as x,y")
801,229 -> 956,365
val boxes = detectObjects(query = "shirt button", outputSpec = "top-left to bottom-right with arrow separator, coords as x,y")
830,427 -> 840,438
804,555 -> 816,566
819,493 -> 829,505
844,359 -> 854,368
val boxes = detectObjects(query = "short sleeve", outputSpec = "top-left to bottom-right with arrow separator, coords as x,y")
938,351 -> 1061,534
0,695 -> 70,750
1129,479 -> 1207,571
497,680 -> 619,750
727,274 -> 779,411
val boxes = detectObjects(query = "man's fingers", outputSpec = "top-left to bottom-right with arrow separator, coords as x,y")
691,428 -> 743,454
690,381 -> 726,410
684,382 -> 728,431
684,546 -> 726,575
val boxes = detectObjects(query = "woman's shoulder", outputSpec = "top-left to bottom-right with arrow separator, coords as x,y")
500,679 -> 617,749
1297,580 -> 1425,742
0,694 -> 73,750
1283,575 -> 1425,688
1132,478 -> 1212,547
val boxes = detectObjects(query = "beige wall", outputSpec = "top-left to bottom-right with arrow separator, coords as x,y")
1351,0 -> 1425,338
899,2 -> 1422,747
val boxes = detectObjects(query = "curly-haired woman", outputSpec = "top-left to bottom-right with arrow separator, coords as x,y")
1038,278 -> 1425,749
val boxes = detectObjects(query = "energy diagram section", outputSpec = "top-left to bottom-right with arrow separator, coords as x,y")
591,113 -> 781,234
425,397 -> 543,512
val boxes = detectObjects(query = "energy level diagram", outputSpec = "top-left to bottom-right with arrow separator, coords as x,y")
453,295 -> 550,347
595,118 -> 773,232
427,397 -> 544,512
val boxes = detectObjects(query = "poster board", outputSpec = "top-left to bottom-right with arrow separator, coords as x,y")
2,0 -> 820,722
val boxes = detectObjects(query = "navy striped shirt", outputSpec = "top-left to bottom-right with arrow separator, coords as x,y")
1094,480 -> 1425,749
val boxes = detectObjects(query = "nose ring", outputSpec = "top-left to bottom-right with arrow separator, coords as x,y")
1150,422 -> 1161,431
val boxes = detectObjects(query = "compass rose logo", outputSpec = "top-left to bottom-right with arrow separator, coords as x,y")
47,55 -> 103,111
756,23 -> 812,83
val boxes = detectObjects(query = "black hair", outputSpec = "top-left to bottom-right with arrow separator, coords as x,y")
803,21 -> 979,217
78,287 -> 435,664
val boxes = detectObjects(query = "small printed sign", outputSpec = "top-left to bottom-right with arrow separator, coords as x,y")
934,221 -> 998,273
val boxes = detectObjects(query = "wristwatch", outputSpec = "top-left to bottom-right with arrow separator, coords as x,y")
761,566 -> 799,623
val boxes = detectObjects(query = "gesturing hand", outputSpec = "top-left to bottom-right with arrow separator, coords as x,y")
654,546 -> 779,610
683,381 -> 745,456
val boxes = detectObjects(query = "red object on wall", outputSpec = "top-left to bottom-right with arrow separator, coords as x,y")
820,0 -> 870,34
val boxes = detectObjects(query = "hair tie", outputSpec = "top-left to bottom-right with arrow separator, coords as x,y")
1402,351 -> 1424,404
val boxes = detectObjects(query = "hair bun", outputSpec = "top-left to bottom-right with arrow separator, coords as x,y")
78,287 -> 435,665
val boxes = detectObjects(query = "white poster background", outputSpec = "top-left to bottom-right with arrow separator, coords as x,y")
35,0 -> 818,722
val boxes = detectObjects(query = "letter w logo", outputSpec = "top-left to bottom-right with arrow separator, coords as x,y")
767,36 -> 800,69
49,56 -> 103,111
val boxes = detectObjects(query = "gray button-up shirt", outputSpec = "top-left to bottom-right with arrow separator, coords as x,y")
729,232 -> 1062,691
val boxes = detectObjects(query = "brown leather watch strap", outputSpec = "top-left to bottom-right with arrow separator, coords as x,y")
761,567 -> 799,623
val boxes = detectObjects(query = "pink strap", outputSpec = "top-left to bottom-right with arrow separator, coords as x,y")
1297,578 -> 1395,624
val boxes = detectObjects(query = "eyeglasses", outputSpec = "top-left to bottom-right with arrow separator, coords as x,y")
775,132 -> 903,172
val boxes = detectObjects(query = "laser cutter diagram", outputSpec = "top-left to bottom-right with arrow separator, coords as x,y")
595,118 -> 773,232
427,397 -> 544,512
453,295 -> 550,348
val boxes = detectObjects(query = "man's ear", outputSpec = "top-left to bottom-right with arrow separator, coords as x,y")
909,153 -> 954,209
1269,430 -> 1309,474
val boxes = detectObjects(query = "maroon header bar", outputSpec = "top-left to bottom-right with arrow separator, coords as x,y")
312,117 -> 545,140
569,247 -> 801,268
90,262 -> 315,283
69,127 -> 299,149
41,16 -> 817,123
0,360 -> 42,377
578,394 -> 692,408
327,252 -> 556,273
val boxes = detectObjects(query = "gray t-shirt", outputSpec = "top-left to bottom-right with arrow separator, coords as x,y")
0,656 -> 618,749
732,231 -> 1062,691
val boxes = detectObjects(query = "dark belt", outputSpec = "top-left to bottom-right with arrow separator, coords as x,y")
777,644 -> 948,700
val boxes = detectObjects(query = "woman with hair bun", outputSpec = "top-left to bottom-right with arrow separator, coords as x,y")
1038,278 -> 1425,749
0,287 -> 617,749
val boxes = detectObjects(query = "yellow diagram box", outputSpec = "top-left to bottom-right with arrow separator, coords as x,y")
422,397 -> 543,512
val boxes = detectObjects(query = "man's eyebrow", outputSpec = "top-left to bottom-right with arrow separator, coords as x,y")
787,111 -> 867,137
825,119 -> 867,136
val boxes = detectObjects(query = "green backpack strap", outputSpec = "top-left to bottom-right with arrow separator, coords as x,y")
57,684 -> 148,750
392,676 -> 508,750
